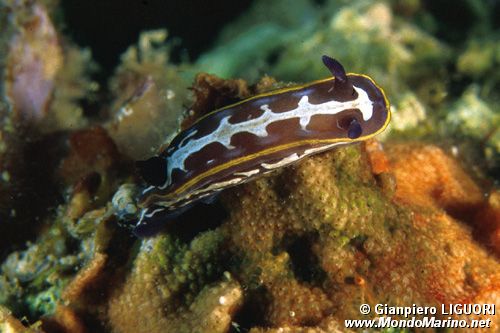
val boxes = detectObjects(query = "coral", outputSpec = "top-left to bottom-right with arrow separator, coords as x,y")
0,0 -> 101,258
446,86 -> 499,142
107,231 -> 230,333
41,46 -> 97,132
105,30 -> 192,160
61,252 -> 108,303
196,24 -> 292,80
43,305 -> 87,333
456,37 -> 500,92
0,0 -> 61,250
3,62 -> 498,333
0,123 -> 124,323
176,278 -> 243,333
214,142 -> 499,330
186,73 -> 251,128
198,0 -> 450,105
0,305 -> 43,333
387,143 -> 484,219
59,126 -> 122,186
473,191 -> 500,256
0,0 -> 498,332
0,221 -> 78,319
3,1 -> 63,123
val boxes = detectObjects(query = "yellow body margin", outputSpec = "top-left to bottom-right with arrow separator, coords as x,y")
162,73 -> 391,199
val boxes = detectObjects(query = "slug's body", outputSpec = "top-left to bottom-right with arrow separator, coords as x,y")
134,56 -> 390,236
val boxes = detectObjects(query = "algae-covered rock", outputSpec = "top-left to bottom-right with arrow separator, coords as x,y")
447,86 -> 497,136
107,231 -> 231,333
0,0 -> 499,332
219,144 -> 499,329
105,29 -> 192,160
457,38 -> 500,80
0,305 -> 43,333
198,0 -> 450,104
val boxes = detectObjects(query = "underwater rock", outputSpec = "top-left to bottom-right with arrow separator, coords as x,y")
474,191 -> 500,256
59,126 -> 121,186
446,86 -> 498,140
217,143 -> 498,330
457,37 -> 500,81
105,30 -> 192,160
0,305 -> 42,333
0,0 -> 98,257
4,1 -> 62,123
59,126 -> 125,226
42,305 -> 87,333
107,231 -> 229,333
0,0 -> 499,331
0,0 -> 61,248
185,72 -> 251,128
387,143 -> 484,220
388,92 -> 427,133
4,65 -> 493,332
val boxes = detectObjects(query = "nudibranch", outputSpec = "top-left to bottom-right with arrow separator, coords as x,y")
134,55 -> 390,236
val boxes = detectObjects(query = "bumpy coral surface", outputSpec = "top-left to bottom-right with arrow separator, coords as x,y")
107,231 -> 238,333
86,140 -> 497,333
1,0 -> 499,332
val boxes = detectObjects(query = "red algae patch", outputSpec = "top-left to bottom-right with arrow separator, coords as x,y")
59,126 -> 122,185
216,143 -> 499,330
387,143 -> 484,219
386,143 -> 500,255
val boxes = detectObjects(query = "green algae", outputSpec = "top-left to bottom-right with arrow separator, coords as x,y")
131,230 -> 226,312
26,284 -> 62,318
107,230 -> 233,332
197,0 -> 450,101
446,85 -> 499,141
0,222 -> 80,318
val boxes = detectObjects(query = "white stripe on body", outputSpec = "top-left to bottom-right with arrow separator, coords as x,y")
143,85 -> 373,192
